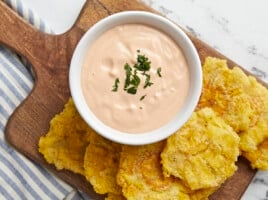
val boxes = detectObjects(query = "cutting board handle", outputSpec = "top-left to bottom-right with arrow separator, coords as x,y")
0,0 -> 108,75
0,1 -> 47,64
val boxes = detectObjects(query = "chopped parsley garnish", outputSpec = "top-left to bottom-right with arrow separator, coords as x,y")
140,95 -> 146,101
134,54 -> 151,73
111,78 -> 120,92
123,64 -> 141,95
143,73 -> 154,89
131,73 -> 141,88
124,63 -> 132,90
157,67 -> 162,77
112,50 -> 163,98
126,86 -> 137,95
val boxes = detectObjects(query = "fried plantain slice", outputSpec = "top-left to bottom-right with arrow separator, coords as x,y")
84,131 -> 122,195
197,57 -> 254,132
161,108 -> 240,190
39,98 -> 92,175
238,76 -> 268,153
117,141 -> 213,200
243,139 -> 268,169
198,57 -> 268,168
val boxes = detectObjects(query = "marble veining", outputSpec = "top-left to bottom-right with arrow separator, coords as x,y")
253,177 -> 268,187
142,0 -> 268,199
185,25 -> 201,37
142,0 -> 268,83
242,171 -> 268,200
251,66 -> 267,80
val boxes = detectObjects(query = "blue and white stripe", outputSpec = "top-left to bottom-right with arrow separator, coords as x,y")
0,0 -> 89,199
4,0 -> 51,33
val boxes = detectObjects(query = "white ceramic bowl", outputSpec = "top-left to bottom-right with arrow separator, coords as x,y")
69,11 -> 202,145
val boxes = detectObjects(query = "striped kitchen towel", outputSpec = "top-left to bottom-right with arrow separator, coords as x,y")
0,0 -> 89,199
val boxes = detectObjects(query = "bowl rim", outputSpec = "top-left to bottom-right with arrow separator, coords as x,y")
69,11 -> 202,145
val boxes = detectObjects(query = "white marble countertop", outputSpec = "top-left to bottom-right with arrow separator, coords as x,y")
142,0 -> 268,199
143,0 -> 268,82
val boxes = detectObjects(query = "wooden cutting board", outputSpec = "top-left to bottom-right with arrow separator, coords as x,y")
0,0 -> 258,199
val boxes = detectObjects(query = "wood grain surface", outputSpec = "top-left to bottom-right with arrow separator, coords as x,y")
0,0 -> 258,199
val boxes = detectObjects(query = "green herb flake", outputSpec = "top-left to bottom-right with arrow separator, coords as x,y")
112,78 -> 120,92
124,63 -> 132,90
111,50 -> 162,97
134,54 -> 151,72
131,73 -> 141,87
127,87 -> 137,94
127,87 -> 137,95
140,95 -> 146,101
157,67 -> 162,77
144,74 -> 154,88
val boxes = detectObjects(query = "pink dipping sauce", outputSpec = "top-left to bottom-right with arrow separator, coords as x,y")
81,24 -> 190,133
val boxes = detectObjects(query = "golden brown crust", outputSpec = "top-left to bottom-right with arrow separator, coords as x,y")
198,57 -> 268,169
84,131 -> 122,195
117,142 -> 192,200
197,57 -> 254,132
243,139 -> 268,169
161,108 -> 240,190
38,98 -> 92,175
